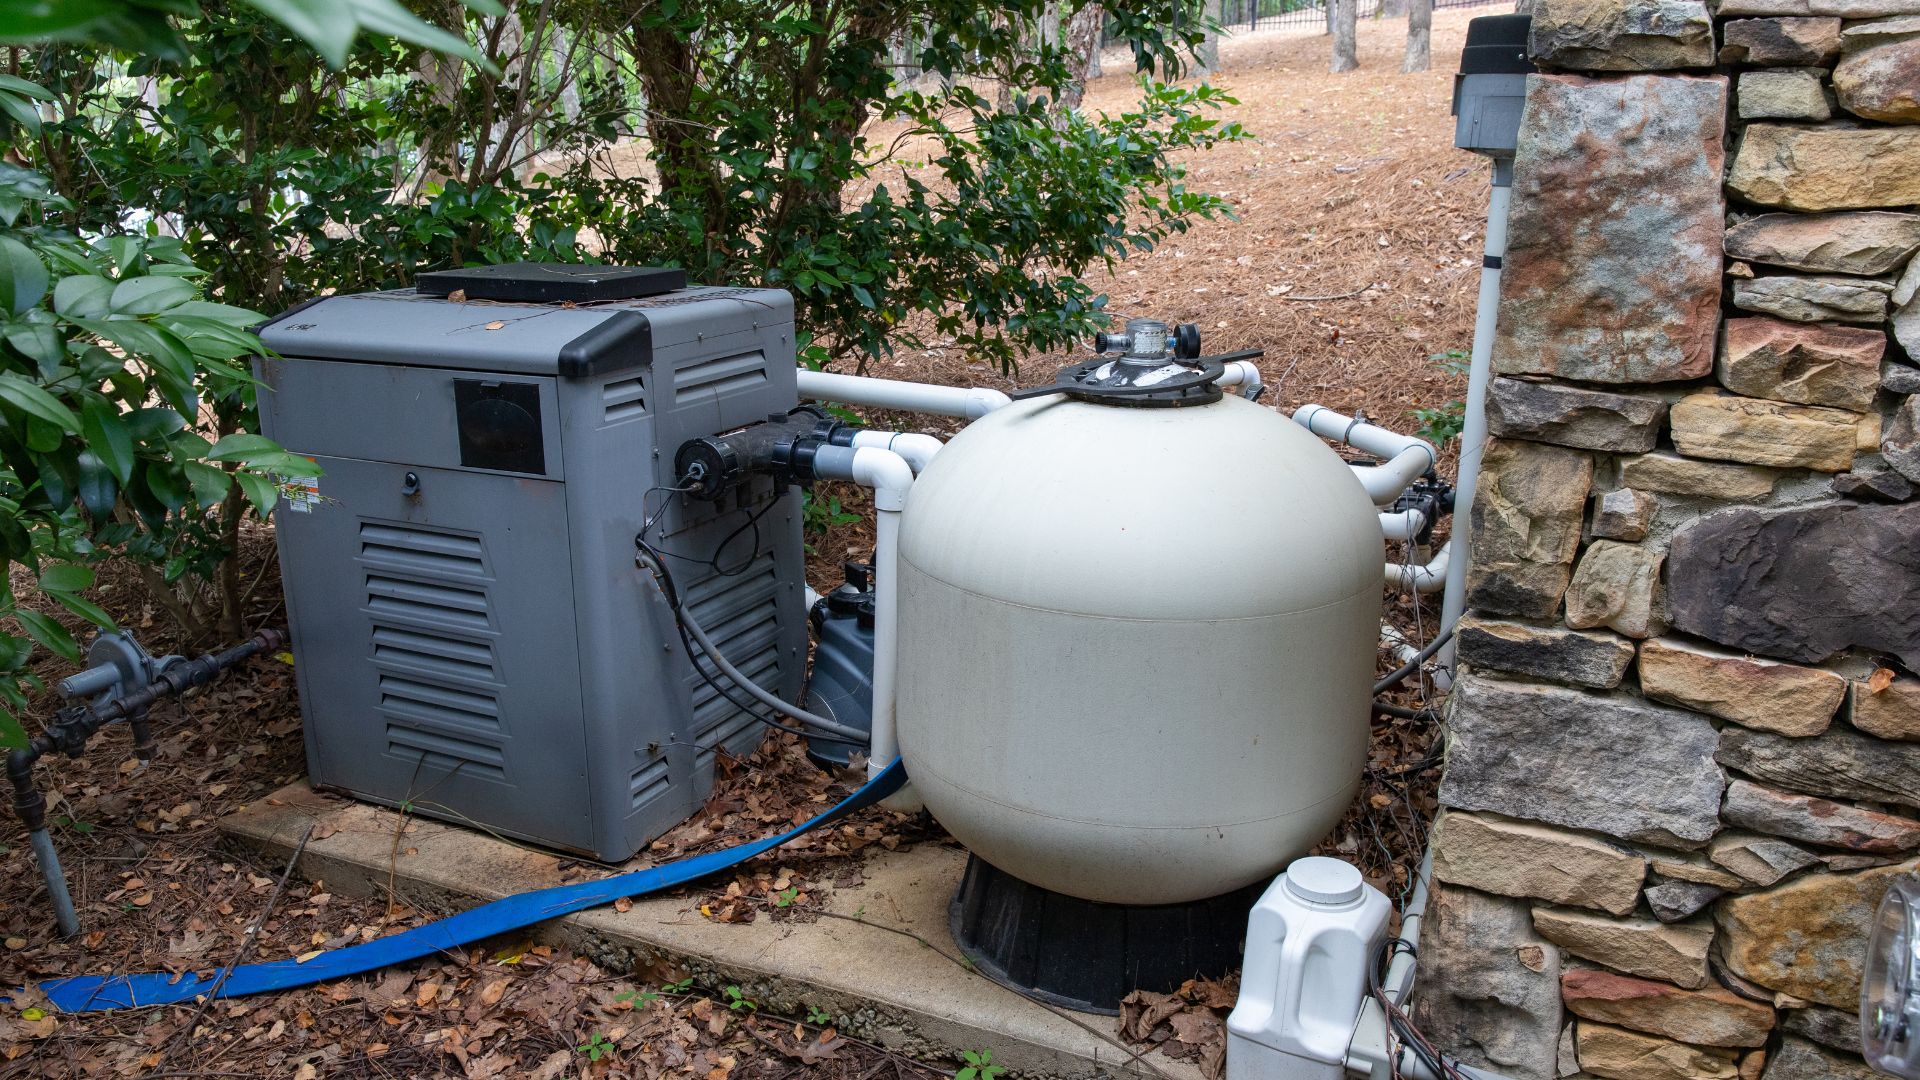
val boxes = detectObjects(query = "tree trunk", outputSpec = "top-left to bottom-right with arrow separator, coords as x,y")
1061,4 -> 1104,110
1403,0 -> 1431,71
1193,0 -> 1223,75
1331,0 -> 1358,71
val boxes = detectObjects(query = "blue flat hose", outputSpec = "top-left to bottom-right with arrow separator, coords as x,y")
42,760 -> 907,1013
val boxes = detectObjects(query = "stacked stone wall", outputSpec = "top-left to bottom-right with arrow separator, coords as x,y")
1413,1 -> 1920,1077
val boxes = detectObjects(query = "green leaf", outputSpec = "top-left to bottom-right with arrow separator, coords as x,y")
123,406 -> 186,442
0,373 -> 80,432
168,300 -> 266,328
0,76 -> 54,102
51,591 -> 114,630
205,433 -> 281,463
104,237 -> 142,276
73,318 -> 196,395
14,609 -> 78,663
36,564 -> 93,594
183,461 -> 233,507
235,470 -> 279,517
24,414 -> 62,453
4,320 -> 65,378
0,236 -> 48,316
79,397 -> 134,485
53,275 -> 115,319
74,449 -> 116,518
144,461 -> 190,511
108,275 -> 195,316
243,0 -> 493,70
0,89 -> 42,137
0,705 -> 25,751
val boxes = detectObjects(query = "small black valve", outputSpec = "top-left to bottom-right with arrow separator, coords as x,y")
1173,323 -> 1202,360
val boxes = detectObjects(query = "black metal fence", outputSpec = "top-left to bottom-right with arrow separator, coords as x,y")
1214,0 -> 1510,36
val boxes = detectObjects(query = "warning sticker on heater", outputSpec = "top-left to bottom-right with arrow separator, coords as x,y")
277,457 -> 321,513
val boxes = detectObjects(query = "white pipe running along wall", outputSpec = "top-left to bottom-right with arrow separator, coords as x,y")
1292,405 -> 1438,508
1439,169 -> 1514,674
1339,856 -> 1516,1080
797,369 -> 1011,419
806,443 -> 917,807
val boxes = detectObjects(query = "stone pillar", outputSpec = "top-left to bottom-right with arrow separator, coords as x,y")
1414,1 -> 1920,1078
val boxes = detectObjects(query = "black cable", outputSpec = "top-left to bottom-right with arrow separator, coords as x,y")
1372,701 -> 1439,722
708,494 -> 778,577
1373,624 -> 1456,695
1370,936 -> 1466,1080
636,535 -> 866,751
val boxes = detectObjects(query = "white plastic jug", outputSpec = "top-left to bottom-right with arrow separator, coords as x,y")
1226,857 -> 1390,1080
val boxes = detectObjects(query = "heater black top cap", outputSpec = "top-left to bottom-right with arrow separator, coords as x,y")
415,262 -> 687,304
1459,14 -> 1535,75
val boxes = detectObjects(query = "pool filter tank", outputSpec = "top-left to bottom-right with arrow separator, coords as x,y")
894,330 -> 1384,1008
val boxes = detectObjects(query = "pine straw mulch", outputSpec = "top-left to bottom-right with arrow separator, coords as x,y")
0,13 -> 1472,1076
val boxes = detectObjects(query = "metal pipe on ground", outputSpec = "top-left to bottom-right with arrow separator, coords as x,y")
9,627 -> 288,938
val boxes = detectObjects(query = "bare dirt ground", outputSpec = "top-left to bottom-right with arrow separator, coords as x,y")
0,11 -> 1491,1076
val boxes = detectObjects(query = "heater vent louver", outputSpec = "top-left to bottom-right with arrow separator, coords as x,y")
603,375 -> 648,423
630,758 -> 671,810
685,553 -> 783,762
674,351 -> 767,404
384,724 -> 508,783
370,625 -> 499,686
357,520 -> 505,784
359,522 -> 486,578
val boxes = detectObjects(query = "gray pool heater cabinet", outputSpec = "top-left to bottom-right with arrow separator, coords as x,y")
257,266 -> 807,861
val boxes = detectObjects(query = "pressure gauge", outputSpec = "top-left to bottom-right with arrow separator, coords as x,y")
1865,875 -> 1920,1078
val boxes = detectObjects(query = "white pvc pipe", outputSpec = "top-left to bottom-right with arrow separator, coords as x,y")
849,429 -> 943,474
797,369 -> 1010,420
1380,623 -> 1451,692
1217,359 -> 1265,398
1293,405 -> 1438,507
1439,168 -> 1513,672
810,445 -> 914,795
1385,541 -> 1450,593
1379,507 -> 1428,542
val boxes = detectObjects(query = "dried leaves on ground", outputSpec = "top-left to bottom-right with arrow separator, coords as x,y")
1117,976 -> 1242,1080
4,14 -> 1476,1075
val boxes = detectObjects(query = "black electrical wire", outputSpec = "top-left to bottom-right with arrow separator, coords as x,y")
1372,701 -> 1440,723
708,494 -> 778,577
1369,936 -> 1469,1080
636,479 -> 870,751
1373,624 -> 1456,696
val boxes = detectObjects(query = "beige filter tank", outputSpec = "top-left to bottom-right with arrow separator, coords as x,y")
896,392 -> 1383,905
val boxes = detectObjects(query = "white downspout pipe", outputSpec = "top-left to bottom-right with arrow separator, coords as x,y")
797,369 -> 1010,419
1292,405 -> 1438,507
1438,163 -> 1514,672
848,429 -> 943,474
1385,542 -> 1450,594
808,444 -> 916,807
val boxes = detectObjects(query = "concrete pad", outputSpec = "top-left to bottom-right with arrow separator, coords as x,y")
221,783 -> 1198,1080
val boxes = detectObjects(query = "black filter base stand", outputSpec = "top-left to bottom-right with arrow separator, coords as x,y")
948,854 -> 1266,1014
